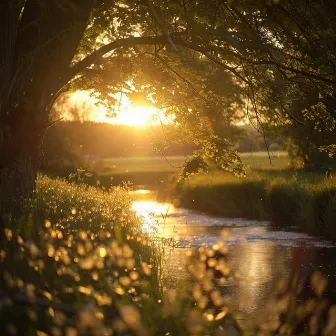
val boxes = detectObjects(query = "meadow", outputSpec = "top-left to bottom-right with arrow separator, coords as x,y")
17,152 -> 335,334
71,152 -> 290,188
95,152 -> 290,175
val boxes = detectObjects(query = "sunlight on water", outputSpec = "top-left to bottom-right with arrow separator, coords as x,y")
130,194 -> 287,319
131,200 -> 175,235
130,189 -> 152,195
130,189 -> 336,323
131,200 -> 174,216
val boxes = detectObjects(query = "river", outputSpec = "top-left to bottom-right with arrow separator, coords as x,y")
130,189 -> 336,327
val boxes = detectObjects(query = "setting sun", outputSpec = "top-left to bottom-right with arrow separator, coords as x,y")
65,90 -> 172,126
96,101 -> 161,126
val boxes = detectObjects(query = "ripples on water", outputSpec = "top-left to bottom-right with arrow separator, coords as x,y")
130,189 -> 336,322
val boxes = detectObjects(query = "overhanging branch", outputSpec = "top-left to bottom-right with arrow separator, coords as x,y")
68,33 -> 336,88
68,33 -> 249,84
69,33 -> 183,79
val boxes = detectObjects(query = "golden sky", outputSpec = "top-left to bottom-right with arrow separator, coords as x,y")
67,91 -> 172,126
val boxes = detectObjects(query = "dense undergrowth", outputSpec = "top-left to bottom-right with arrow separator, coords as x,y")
173,171 -> 336,239
0,175 -> 335,335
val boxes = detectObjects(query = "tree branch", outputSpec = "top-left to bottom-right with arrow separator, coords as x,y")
68,33 -> 249,84
69,34 -> 182,79
68,33 -> 336,89
250,60 -> 336,84
153,53 -> 212,105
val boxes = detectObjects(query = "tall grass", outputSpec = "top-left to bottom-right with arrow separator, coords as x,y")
176,173 -> 267,219
0,175 -> 166,335
174,171 -> 336,239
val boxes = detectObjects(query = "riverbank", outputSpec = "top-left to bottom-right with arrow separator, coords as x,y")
171,171 -> 336,239
1,175 -> 247,335
1,175 -> 334,334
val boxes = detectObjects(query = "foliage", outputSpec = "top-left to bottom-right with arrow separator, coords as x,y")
279,99 -> 336,170
179,155 -> 209,181
71,0 -> 336,173
319,145 -> 336,159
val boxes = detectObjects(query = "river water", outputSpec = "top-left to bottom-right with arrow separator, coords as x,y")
130,189 -> 336,326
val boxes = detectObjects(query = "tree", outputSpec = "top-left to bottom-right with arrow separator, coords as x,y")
0,0 -> 93,214
1,0 -> 336,215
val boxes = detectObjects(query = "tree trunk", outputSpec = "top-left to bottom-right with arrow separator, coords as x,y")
0,0 -> 94,221
0,134 -> 43,217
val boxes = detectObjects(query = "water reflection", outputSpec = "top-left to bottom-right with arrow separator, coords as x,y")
131,200 -> 175,237
132,189 -> 151,195
130,190 -> 336,323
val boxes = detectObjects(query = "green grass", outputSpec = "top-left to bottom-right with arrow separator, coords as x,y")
0,174 -> 334,335
240,151 -> 290,170
173,170 -> 336,239
95,152 -> 289,175
42,152 -> 290,190
0,175 -> 165,335
97,156 -> 187,174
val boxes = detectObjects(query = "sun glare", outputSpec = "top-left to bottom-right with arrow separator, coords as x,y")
131,200 -> 174,235
111,106 -> 159,126
67,91 -> 171,127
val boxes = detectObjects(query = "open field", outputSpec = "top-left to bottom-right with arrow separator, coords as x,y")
96,151 -> 290,175
240,151 -> 289,170
43,152 -> 290,189
98,155 -> 186,174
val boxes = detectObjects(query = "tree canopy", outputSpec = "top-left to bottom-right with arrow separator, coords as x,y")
70,0 -> 336,173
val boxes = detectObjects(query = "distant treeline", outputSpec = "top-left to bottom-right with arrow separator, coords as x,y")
42,121 -> 283,169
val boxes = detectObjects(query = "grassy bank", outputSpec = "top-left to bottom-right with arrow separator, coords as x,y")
0,175 -> 243,335
0,175 -> 166,334
173,171 -> 336,239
